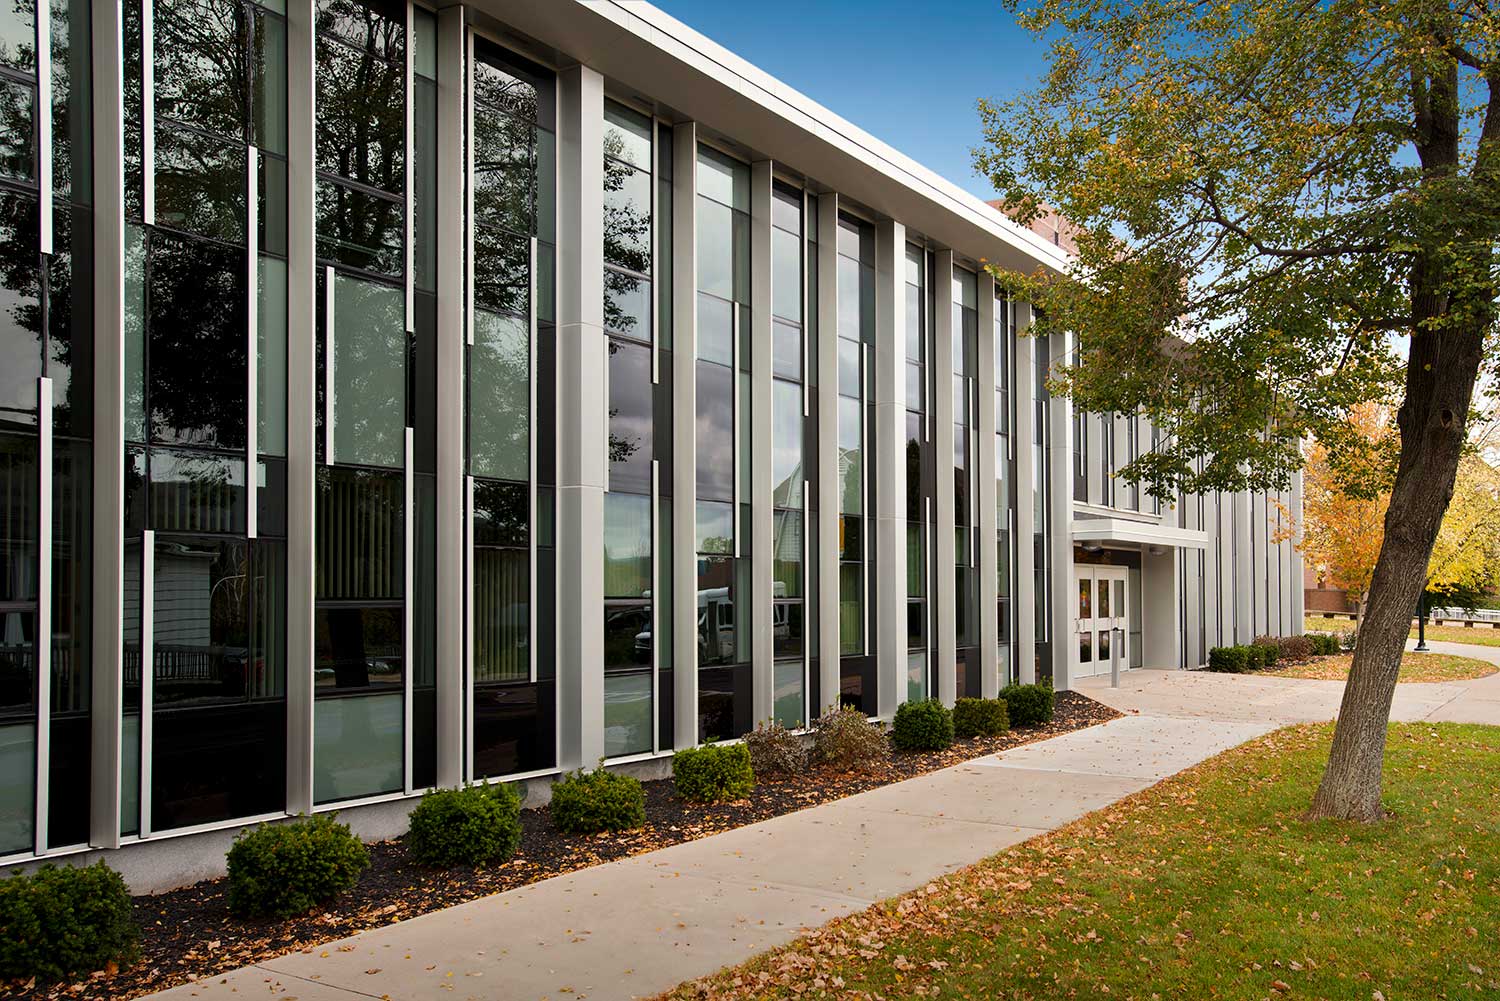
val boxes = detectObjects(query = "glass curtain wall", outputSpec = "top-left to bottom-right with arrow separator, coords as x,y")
769,180 -> 805,728
994,286 -> 1015,685
1033,334 -> 1052,678
694,144 -> 750,742
311,0 -> 407,804
601,99 -> 655,758
0,0 -> 93,854
834,213 -> 873,713
902,243 -> 930,703
468,42 -> 554,779
121,0 -> 287,832
951,267 -> 979,697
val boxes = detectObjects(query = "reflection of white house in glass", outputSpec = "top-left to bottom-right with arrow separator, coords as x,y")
0,0 -> 1301,885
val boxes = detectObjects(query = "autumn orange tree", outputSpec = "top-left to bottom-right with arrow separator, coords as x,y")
1301,405 -> 1395,623
977,0 -> 1498,820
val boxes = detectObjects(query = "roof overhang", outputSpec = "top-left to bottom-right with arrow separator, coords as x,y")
1072,519 -> 1209,550
470,1 -> 1073,278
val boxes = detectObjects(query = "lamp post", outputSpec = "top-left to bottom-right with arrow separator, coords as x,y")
1415,592 -> 1430,652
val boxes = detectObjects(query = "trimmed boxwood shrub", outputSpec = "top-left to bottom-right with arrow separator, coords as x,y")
953,697 -> 1009,738
0,862 -> 138,983
407,783 -> 522,867
227,814 -> 369,918
673,743 -> 755,802
1310,632 -> 1342,656
1207,645 -> 1249,673
549,767 -> 645,834
1253,636 -> 1280,667
891,698 -> 955,751
1000,682 -> 1054,726
812,705 -> 890,771
743,721 -> 807,776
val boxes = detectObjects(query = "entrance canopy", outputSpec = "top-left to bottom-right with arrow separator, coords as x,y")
1071,518 -> 1209,550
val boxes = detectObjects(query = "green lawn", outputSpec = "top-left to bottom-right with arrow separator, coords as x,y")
660,724 -> 1500,1000
1304,614 -> 1500,649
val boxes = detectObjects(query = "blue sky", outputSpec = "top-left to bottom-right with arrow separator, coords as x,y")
650,1 -> 1050,201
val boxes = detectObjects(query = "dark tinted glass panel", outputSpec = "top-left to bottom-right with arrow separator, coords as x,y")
607,339 -> 651,494
604,268 -> 649,341
155,124 -> 244,242
151,700 -> 284,829
695,359 -> 732,502
151,537 -> 250,705
0,195 -> 41,432
48,209 -> 91,437
468,309 -> 528,481
0,434 -> 37,609
314,604 -> 401,690
149,449 -> 246,534
473,679 -> 555,778
472,478 -> 526,548
603,600 -> 649,671
907,599 -> 925,648
773,601 -> 802,659
148,232 -> 247,448
153,0 -> 244,139
316,0 -> 403,58
473,546 -> 526,683
603,492 -> 649,597
315,180 -> 402,275
0,78 -> 34,182
315,466 -> 403,600
473,223 -> 528,314
258,154 -> 289,256
473,107 -> 533,235
603,158 -> 650,275
838,515 -> 861,562
412,75 -> 436,291
315,31 -> 403,193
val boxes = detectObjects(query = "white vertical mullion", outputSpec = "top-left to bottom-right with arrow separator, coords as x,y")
650,459 -> 660,751
142,0 -> 154,226
464,474 -> 474,781
247,146 -> 259,539
323,266 -> 335,464
34,377 -> 53,854
403,0 -> 414,334
801,192 -> 809,419
464,29 -> 474,348
650,116 -> 659,386
139,529 -> 155,838
36,0 -> 52,254
403,426 -> 414,793
528,235 -> 537,684
732,307 -> 740,558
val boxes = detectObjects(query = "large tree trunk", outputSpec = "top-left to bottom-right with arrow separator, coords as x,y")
1307,326 -> 1485,821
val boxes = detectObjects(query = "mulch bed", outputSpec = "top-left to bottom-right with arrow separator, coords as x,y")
17,691 -> 1119,1001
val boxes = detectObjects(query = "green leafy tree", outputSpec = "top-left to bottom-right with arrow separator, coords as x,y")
976,0 -> 1498,820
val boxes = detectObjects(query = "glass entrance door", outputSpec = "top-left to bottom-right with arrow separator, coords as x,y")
1075,566 -> 1129,678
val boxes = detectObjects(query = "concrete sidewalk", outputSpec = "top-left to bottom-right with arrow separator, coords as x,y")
1076,638 -> 1500,726
145,640 -> 1500,1001
145,713 -> 1271,1001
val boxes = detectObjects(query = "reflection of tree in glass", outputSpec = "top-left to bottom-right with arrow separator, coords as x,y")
0,193 -> 43,428
154,0 -> 247,138
315,0 -> 404,194
469,310 -> 528,482
473,103 -> 533,236
603,131 -> 650,337
331,276 -> 404,468
605,339 -> 641,468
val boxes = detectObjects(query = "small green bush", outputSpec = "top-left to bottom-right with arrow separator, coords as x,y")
1278,634 -> 1314,662
811,705 -> 890,771
743,720 -> 807,776
227,814 -> 369,918
953,697 -> 1009,738
1340,628 -> 1358,651
673,743 -> 755,802
1000,682 -> 1055,726
1253,636 -> 1280,666
1240,643 -> 1263,669
406,783 -> 522,868
1208,645 -> 1249,673
1309,632 -> 1342,656
891,699 -> 955,751
0,862 -> 138,983
549,766 -> 646,834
